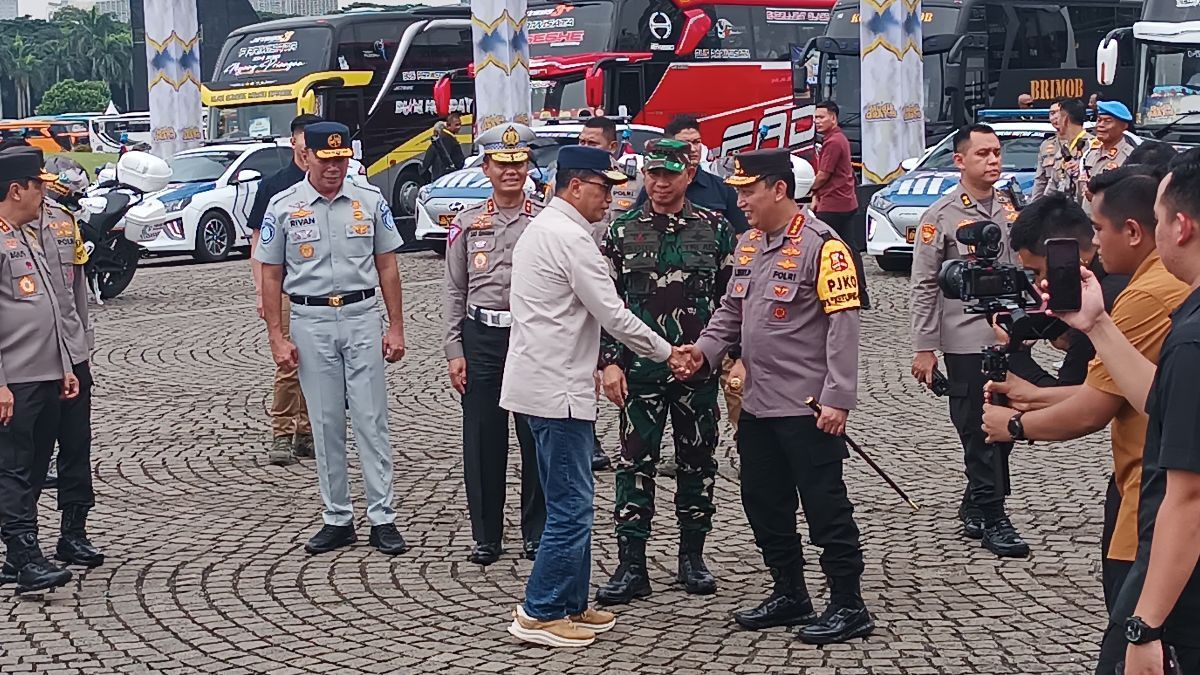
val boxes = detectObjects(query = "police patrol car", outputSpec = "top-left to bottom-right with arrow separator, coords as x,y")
866,112 -> 1142,272
126,138 -> 365,263
413,122 -> 662,254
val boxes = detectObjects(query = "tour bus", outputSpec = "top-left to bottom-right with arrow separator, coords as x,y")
1097,0 -> 1200,145
807,0 -> 1143,159
435,0 -> 834,160
202,7 -> 475,219
89,111 -> 153,154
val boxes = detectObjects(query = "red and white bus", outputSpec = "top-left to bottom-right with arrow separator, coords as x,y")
441,0 -> 833,159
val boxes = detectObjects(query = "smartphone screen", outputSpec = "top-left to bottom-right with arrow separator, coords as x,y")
1045,238 -> 1081,312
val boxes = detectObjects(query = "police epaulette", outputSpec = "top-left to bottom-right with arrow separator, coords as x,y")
818,230 -> 834,241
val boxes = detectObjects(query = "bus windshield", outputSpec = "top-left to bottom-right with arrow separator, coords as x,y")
1139,43 -> 1200,128
531,78 -> 589,118
527,1 -> 614,56
213,26 -> 334,87
209,103 -> 296,140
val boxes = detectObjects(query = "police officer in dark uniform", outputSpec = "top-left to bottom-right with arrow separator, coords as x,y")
0,148 -> 81,594
675,149 -> 873,645
444,123 -> 546,566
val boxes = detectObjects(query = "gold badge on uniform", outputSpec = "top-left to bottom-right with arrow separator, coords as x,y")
960,193 -> 973,208
291,208 -> 313,218
472,214 -> 493,230
473,252 -> 488,269
351,223 -> 371,236
920,223 -> 936,244
747,230 -> 763,241
773,285 -> 790,297
957,219 -> 973,229
3,238 -> 16,250
781,246 -> 800,257
777,259 -> 797,270
738,255 -> 753,266
772,306 -> 787,320
740,246 -> 757,253
353,210 -> 365,220
299,243 -> 315,259
1106,161 -> 1118,170
0,222 -> 9,233
17,275 -> 36,296
328,133 -> 343,148
351,200 -> 362,210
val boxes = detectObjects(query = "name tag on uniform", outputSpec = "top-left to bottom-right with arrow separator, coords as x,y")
346,222 -> 374,238
288,226 -> 321,244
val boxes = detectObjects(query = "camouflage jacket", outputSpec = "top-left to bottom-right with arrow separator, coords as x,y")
599,200 -> 736,375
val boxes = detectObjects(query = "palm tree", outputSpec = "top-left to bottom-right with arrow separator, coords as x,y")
8,35 -> 42,117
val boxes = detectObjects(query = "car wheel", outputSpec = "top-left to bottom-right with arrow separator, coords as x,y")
392,168 -> 421,219
875,254 -> 911,273
195,210 -> 234,263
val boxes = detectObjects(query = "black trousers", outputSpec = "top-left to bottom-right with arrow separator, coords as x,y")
0,380 -> 61,547
1101,473 -> 1133,612
945,353 -> 1012,517
461,318 -> 546,545
738,413 -> 864,601
1096,625 -> 1200,674
57,361 -> 95,510
815,210 -> 871,308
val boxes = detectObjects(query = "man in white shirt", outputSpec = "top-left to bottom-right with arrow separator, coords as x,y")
501,146 -> 680,648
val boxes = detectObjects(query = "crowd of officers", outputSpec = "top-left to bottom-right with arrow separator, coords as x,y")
0,145 -> 103,595
911,97 -> 1200,673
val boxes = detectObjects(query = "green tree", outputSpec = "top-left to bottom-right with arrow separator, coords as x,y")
35,79 -> 111,115
6,35 -> 43,118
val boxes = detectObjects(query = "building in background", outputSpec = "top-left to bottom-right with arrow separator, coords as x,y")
95,0 -> 131,21
0,0 -> 19,20
250,0 -> 335,14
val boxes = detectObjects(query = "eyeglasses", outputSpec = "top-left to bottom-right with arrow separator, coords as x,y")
577,179 -> 614,194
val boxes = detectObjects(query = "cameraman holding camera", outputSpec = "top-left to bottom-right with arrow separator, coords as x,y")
1051,149 -> 1200,675
982,168 -> 1189,613
910,124 -> 1026,557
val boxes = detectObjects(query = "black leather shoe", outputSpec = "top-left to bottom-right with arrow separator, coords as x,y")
733,566 -> 816,630
522,540 -> 539,561
304,524 -> 357,554
591,437 -> 611,471
368,524 -> 408,556
16,559 -> 73,595
678,532 -> 716,595
43,466 -> 58,490
982,517 -> 1030,558
962,515 -> 985,540
596,536 -> 651,605
797,604 -> 875,645
56,505 -> 105,567
468,541 -> 503,565
0,561 -> 15,585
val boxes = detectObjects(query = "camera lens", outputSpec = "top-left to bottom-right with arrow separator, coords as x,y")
937,259 -> 965,301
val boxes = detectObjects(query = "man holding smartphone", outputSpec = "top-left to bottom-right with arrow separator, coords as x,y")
982,168 -> 1189,611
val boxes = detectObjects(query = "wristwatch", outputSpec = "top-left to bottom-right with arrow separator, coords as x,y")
1125,616 -> 1163,644
1007,412 -> 1026,441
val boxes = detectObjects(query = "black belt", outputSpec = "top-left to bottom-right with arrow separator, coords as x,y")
289,289 -> 375,307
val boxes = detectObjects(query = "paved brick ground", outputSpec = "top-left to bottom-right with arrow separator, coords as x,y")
1,252 -> 1113,674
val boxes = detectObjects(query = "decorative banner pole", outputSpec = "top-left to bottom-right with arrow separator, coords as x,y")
144,0 -> 204,159
859,0 -> 926,184
471,0 -> 532,135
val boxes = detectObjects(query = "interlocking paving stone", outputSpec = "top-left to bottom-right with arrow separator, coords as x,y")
0,253 -> 1113,673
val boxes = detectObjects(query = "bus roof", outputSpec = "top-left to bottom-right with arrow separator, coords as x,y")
226,5 -> 469,37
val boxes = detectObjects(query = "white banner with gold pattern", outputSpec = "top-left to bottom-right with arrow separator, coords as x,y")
472,0 -> 531,134
859,0 -> 925,184
144,0 -> 203,158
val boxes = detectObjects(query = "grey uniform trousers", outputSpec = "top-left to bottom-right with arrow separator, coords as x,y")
291,300 -> 396,527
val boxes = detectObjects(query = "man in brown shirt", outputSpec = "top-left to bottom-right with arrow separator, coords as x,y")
812,101 -> 868,309
983,167 -> 1190,611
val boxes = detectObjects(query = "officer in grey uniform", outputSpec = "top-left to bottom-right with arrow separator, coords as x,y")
255,122 -> 409,557
445,122 -> 546,566
1080,101 -> 1136,207
0,148 -> 79,594
1035,98 -> 1092,202
909,124 -> 1027,559
675,148 -> 872,645
1032,135 -> 1062,201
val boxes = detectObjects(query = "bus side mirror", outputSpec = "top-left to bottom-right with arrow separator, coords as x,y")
585,68 -> 605,110
434,75 -> 453,118
1097,39 -> 1120,86
675,9 -> 712,56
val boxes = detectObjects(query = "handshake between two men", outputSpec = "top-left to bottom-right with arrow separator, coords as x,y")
598,344 -> 849,437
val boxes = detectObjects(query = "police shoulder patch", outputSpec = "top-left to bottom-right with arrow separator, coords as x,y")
816,238 -> 861,315
261,211 -> 277,244
920,222 -> 936,244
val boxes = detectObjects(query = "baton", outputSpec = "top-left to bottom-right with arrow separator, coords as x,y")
805,397 -> 920,511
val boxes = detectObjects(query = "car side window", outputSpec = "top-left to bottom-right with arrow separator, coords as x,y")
240,149 -> 284,178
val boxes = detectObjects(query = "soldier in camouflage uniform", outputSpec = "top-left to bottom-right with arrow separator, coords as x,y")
594,139 -> 736,606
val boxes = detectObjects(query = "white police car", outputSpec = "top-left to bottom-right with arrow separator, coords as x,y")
413,122 -> 663,254
126,139 -> 365,262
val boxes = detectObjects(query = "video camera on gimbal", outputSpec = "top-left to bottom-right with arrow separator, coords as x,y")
936,220 -> 1068,392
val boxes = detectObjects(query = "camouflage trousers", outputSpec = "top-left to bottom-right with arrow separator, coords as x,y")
614,375 -> 720,539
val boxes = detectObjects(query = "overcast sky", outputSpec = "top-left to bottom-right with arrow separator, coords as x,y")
16,0 -> 440,20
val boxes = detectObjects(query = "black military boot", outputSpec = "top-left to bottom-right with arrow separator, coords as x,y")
596,536 -> 651,605
9,533 -> 72,595
0,561 -> 16,585
591,436 -> 611,471
732,566 -> 816,630
797,576 -> 874,644
959,488 -> 984,540
56,505 -> 105,568
677,531 -> 716,595
982,516 -> 1030,558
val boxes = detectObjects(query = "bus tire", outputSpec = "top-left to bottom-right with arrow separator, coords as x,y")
392,167 -> 422,220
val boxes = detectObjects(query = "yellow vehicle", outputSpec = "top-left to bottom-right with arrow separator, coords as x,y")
0,120 -> 88,153
202,7 -> 474,219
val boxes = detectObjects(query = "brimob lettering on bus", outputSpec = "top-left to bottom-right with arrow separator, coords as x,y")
1028,78 -> 1084,100
865,103 -> 898,121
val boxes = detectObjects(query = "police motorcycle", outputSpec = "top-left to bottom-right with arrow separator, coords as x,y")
77,151 -> 172,301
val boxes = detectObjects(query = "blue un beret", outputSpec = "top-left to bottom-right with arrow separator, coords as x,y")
1096,101 -> 1133,124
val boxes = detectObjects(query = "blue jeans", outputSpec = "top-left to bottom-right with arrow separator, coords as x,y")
523,416 -> 595,621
